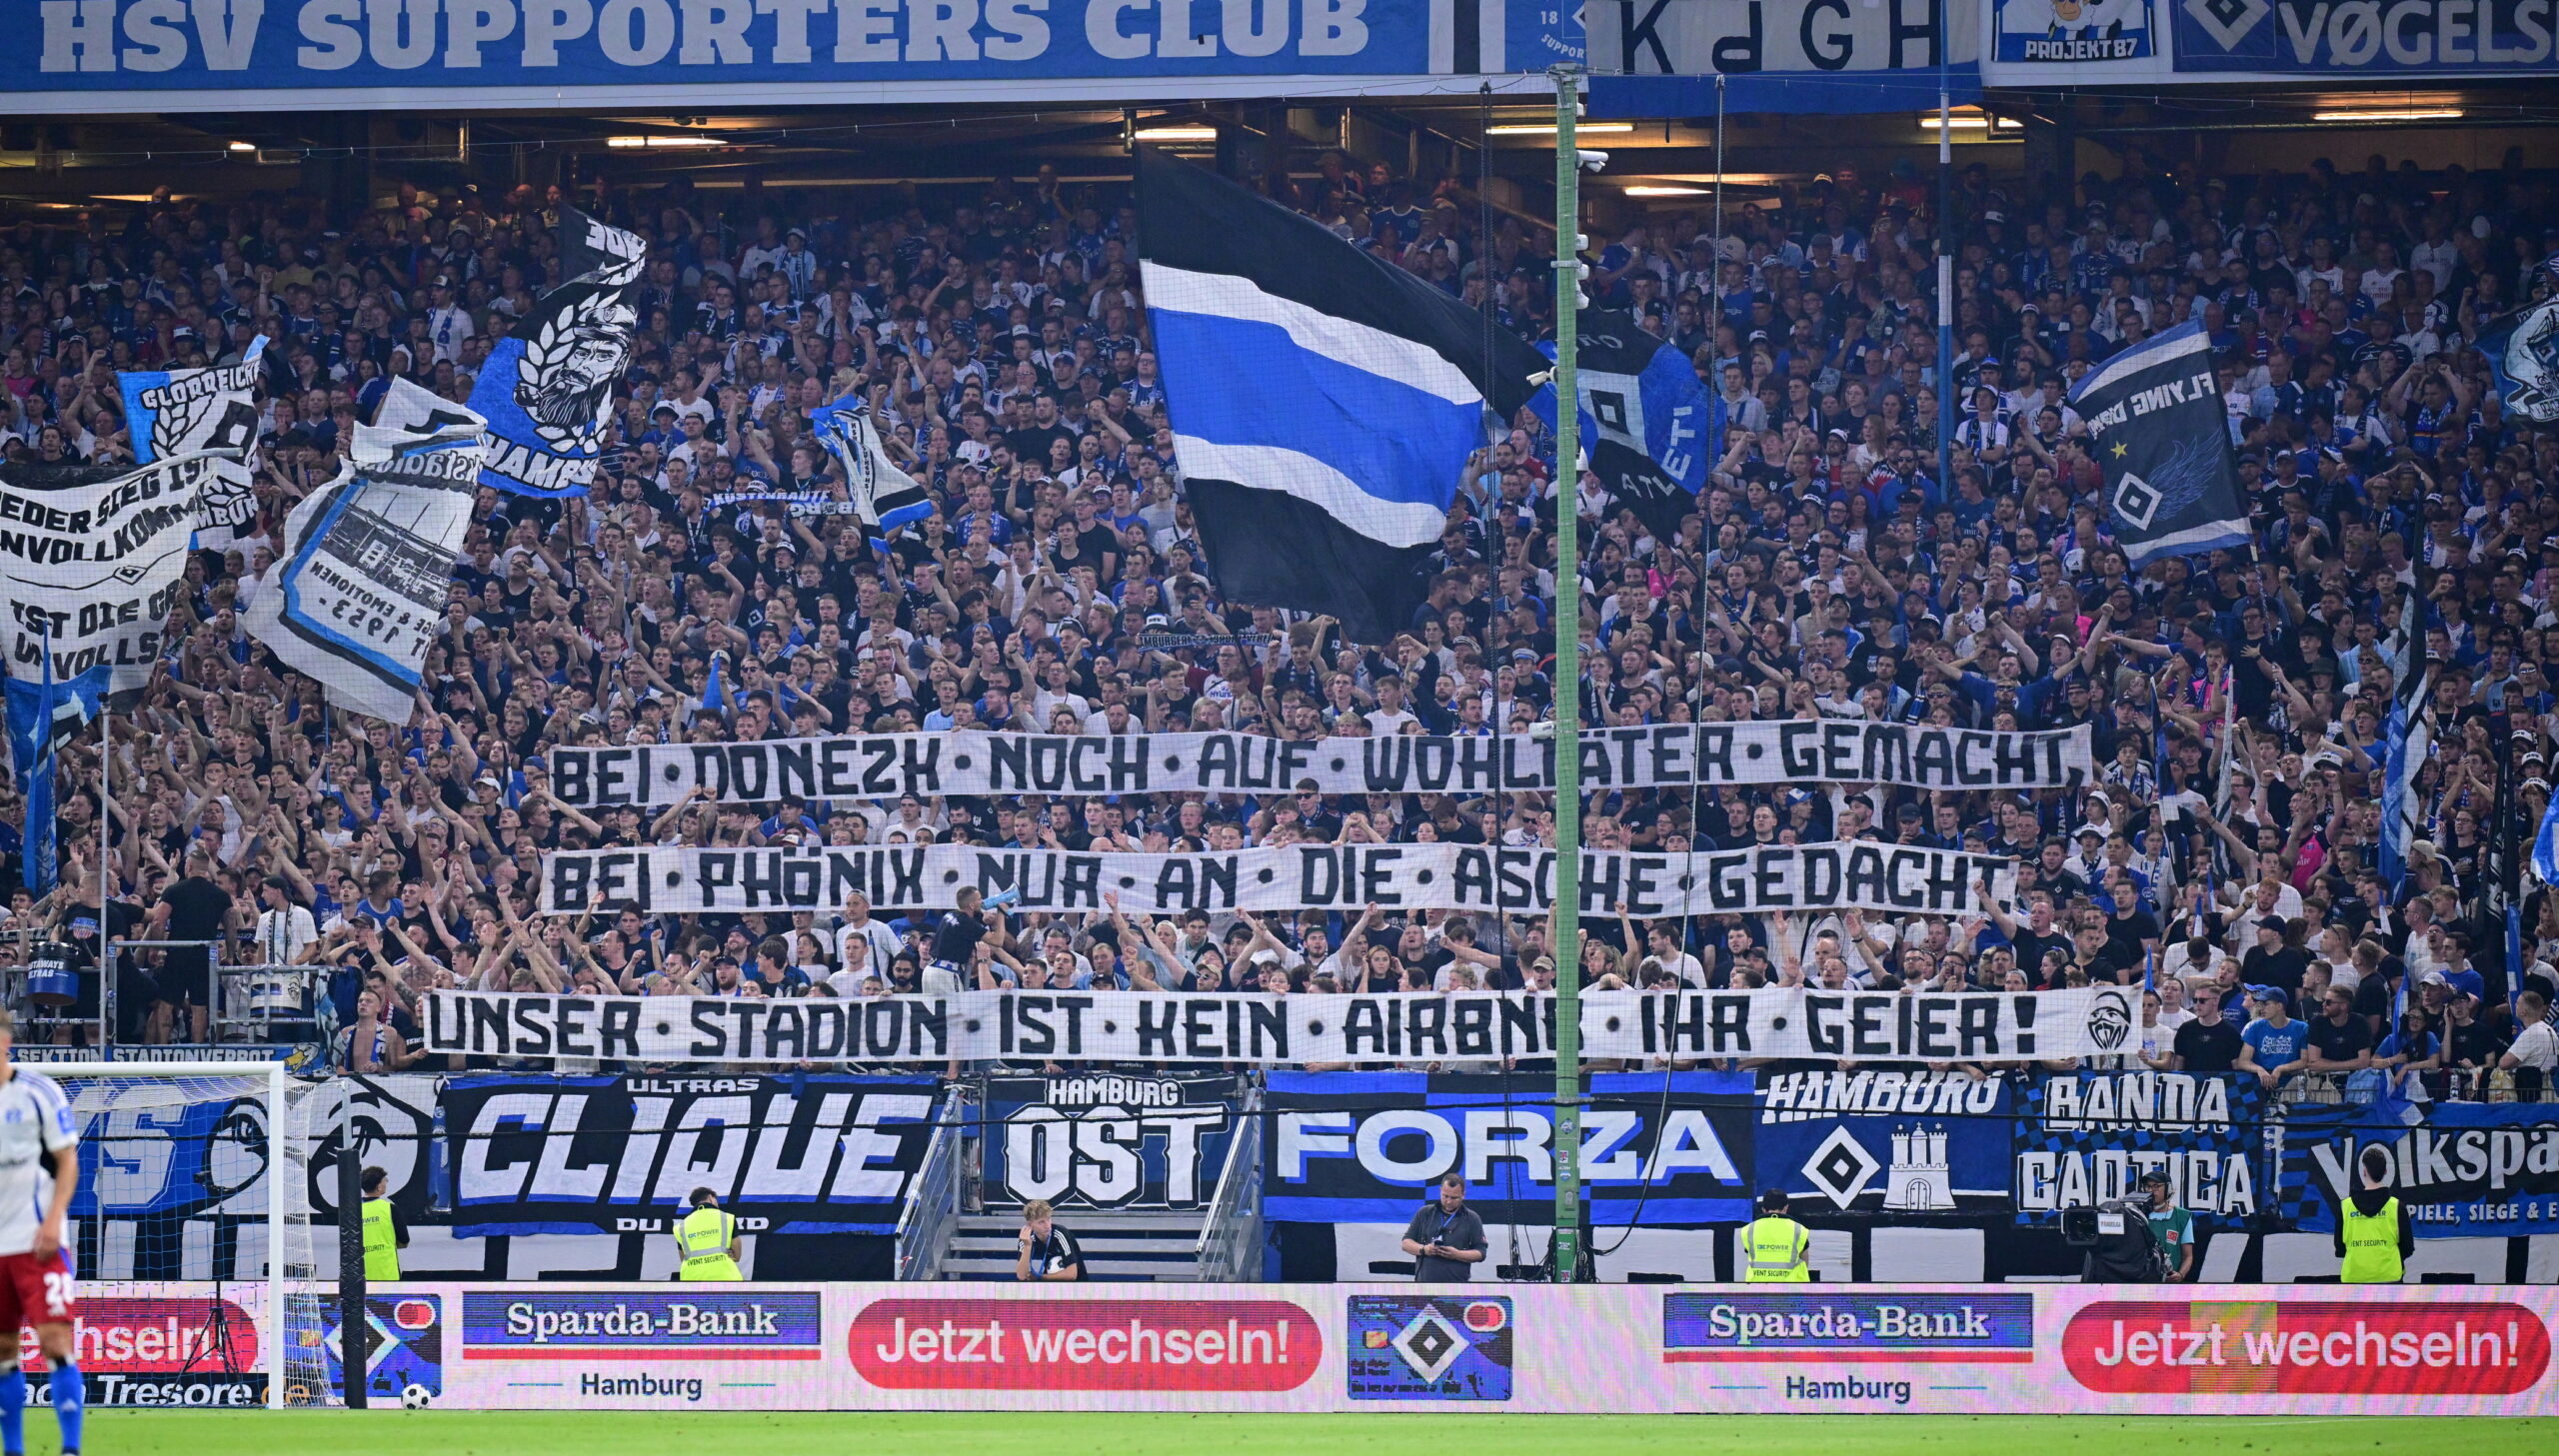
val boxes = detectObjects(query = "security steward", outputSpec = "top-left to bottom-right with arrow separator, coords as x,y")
2336,1146 -> 2415,1283
1740,1188 -> 1812,1282
675,1186 -> 745,1281
359,1166 -> 405,1283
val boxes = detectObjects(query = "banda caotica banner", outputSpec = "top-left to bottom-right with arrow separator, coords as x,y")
423,985 -> 2139,1066
545,721 -> 2094,806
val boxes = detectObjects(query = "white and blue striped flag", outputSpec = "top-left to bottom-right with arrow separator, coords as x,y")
2378,577 -> 2432,889
1136,150 -> 1546,642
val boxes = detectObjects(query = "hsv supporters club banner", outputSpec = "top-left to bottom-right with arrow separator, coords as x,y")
242,379 -> 486,722
1264,1070 -> 1756,1224
425,986 -> 2132,1067
539,842 -> 2019,918
441,1074 -> 942,1236
2013,1071 -> 2264,1226
981,1074 -> 1240,1211
2279,1095 -> 2559,1239
547,721 -> 2094,807
2068,319 -> 2249,568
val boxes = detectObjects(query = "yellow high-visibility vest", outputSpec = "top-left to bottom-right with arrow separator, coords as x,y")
1740,1216 -> 1810,1281
2339,1197 -> 2404,1284
360,1198 -> 400,1282
675,1206 -> 742,1281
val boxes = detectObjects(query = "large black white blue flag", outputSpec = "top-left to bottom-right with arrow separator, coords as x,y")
1527,309 -> 1717,542
1136,150 -> 1546,642
2479,295 -> 2559,425
120,335 -> 267,550
467,208 -> 644,499
2067,319 -> 2248,568
810,389 -> 933,550
245,380 -> 487,723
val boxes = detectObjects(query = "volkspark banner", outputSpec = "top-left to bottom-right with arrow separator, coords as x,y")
242,380 -> 487,722
547,721 -> 2094,807
119,335 -> 267,551
423,985 -> 2134,1067
539,841 -> 2018,918
440,1073 -> 943,1236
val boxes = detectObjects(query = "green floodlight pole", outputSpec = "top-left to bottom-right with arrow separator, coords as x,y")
1548,62 -> 1585,1284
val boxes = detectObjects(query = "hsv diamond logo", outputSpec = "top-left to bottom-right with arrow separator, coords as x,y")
1347,1296 -> 1512,1401
2181,0 -> 2268,48
1802,1126 -> 1883,1209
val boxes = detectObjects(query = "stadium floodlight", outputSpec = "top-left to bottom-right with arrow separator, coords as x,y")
605,135 -> 725,149
1484,121 -> 1633,135
2313,108 -> 2464,122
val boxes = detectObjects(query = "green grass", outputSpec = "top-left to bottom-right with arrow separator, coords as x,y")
80,1412 -> 2559,1456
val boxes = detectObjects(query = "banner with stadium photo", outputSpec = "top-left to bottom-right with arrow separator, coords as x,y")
980,1074 -> 1241,1211
438,1074 -> 944,1236
2012,1070 -> 2265,1227
2067,318 -> 2249,567
1755,1069 -> 2012,1216
1263,1070 -> 1756,1225
2278,1095 -> 2559,1239
539,842 -> 2019,920
426,986 -> 2128,1067
119,335 -> 267,551
467,208 -> 646,499
241,379 -> 487,722
545,721 -> 2094,807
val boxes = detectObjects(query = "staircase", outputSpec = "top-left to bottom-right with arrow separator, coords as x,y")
934,1211 -> 1216,1281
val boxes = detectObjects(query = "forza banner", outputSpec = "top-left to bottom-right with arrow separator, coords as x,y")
981,1074 -> 1240,1210
467,208 -> 645,499
1263,1070 -> 1757,1224
543,722 -> 2094,807
241,379 -> 486,722
2067,319 -> 2250,568
119,335 -> 267,551
2278,1095 -> 2559,1238
439,1073 -> 943,1236
1756,1069 -> 2011,1216
538,842 -> 2019,918
2012,1071 -> 2264,1226
423,986 -> 2129,1067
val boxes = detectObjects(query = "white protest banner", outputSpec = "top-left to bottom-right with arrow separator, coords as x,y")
242,380 -> 486,722
547,721 -> 2093,807
540,841 -> 2014,918
423,984 -> 2134,1067
0,452 -> 215,705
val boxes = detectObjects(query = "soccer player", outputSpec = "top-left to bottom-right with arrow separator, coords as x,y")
0,1008 -> 82,1456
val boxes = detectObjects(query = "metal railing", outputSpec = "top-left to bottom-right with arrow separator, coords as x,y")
1193,1082 -> 1265,1283
2276,1066 -> 2558,1105
895,1093 -> 968,1282
2,935 -> 326,1055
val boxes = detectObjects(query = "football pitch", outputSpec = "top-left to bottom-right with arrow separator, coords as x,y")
90,1411 -> 2559,1456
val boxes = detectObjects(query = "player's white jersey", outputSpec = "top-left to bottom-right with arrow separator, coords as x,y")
0,1069 -> 77,1257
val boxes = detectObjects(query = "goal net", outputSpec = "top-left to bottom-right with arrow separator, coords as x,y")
37,1063 -> 328,1410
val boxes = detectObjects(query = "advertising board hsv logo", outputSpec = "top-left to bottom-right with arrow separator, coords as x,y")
848,1298 -> 1318,1391
462,1291 -> 822,1360
1662,1293 -> 2035,1363
1347,1296 -> 1512,1401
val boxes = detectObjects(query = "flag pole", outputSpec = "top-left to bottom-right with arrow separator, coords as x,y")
1549,62 -> 1585,1284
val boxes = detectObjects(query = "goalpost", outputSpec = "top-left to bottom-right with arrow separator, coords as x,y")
38,1061 -> 323,1411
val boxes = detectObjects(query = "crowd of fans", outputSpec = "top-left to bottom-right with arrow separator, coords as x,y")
0,142 -> 2553,1096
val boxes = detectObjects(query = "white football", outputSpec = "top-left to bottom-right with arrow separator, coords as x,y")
401,1384 -> 433,1410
